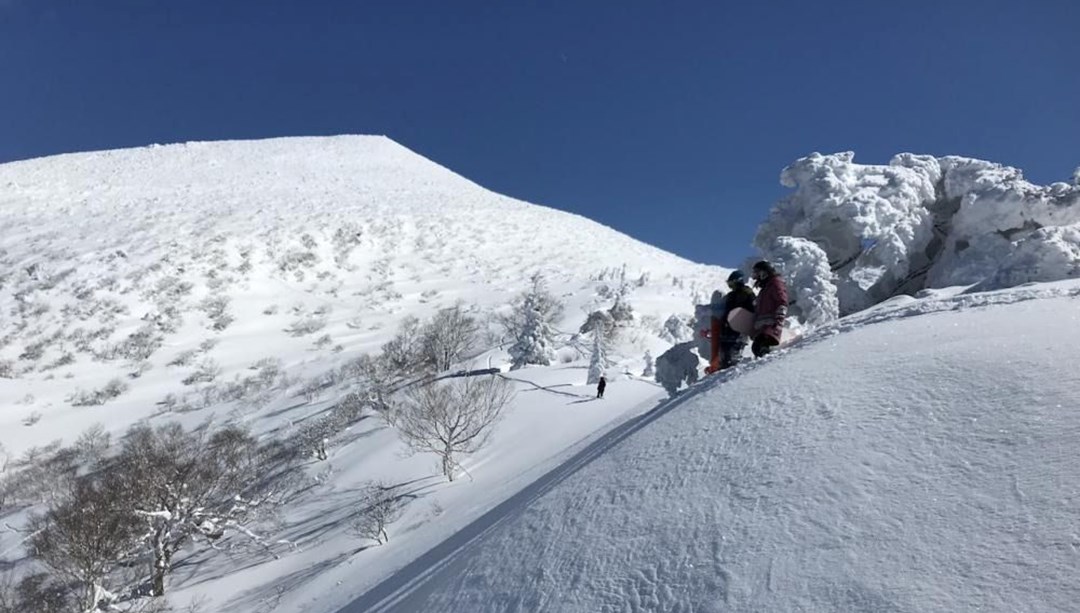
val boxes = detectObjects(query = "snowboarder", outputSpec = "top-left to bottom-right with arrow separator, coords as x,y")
716,270 -> 756,370
596,375 -> 607,399
750,260 -> 789,357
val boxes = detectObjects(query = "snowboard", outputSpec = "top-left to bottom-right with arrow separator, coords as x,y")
726,307 -> 755,336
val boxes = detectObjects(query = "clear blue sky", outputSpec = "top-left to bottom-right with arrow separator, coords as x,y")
2,1 -> 1077,266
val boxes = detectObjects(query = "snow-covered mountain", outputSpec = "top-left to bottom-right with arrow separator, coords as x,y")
0,136 -> 723,612
0,135 -> 720,454
345,280 -> 1080,613
3,138 -> 1077,613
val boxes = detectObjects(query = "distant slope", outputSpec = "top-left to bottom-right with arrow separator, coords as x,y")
0,135 -> 721,454
353,281 -> 1080,613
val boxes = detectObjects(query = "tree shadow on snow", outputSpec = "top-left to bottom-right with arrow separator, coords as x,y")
336,375 -> 724,613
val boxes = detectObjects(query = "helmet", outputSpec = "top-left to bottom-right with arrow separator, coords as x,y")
752,260 -> 776,277
726,270 -> 746,284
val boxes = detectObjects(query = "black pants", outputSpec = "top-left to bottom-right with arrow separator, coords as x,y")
751,334 -> 779,358
597,387 -> 605,398
719,341 -> 746,369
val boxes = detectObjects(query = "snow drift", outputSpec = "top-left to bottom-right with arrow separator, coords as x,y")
755,152 -> 1080,319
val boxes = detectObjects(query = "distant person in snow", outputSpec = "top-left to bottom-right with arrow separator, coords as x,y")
716,270 -> 756,370
596,375 -> 607,399
751,260 -> 788,357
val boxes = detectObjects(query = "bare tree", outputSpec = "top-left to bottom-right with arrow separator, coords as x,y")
29,473 -> 141,611
381,315 -> 422,376
111,422 -> 271,596
420,303 -> 479,372
396,376 -> 514,481
349,481 -> 406,545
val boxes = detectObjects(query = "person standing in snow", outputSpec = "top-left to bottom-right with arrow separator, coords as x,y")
596,375 -> 607,399
750,260 -> 788,357
716,270 -> 756,369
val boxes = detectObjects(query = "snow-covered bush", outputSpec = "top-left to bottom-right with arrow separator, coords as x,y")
761,236 -> 840,327
182,358 -> 221,386
654,342 -> 700,397
69,378 -> 129,406
661,314 -> 690,343
586,328 -> 609,385
642,350 -> 655,377
285,314 -> 327,337
199,295 -> 234,331
0,359 -> 16,379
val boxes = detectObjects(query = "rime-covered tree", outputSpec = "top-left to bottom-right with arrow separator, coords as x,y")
498,273 -> 564,343
654,341 -> 700,397
508,300 -> 557,370
642,350 -> 655,377
586,329 -> 609,385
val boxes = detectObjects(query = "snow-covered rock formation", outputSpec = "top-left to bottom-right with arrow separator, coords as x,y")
755,152 -> 1080,318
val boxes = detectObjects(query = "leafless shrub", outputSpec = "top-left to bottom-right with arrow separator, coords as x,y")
285,315 -> 327,337
167,349 -> 198,367
397,376 -> 514,481
349,481 -> 405,545
69,378 -> 130,406
182,359 -> 221,386
0,360 -> 15,379
199,295 -> 233,331
312,334 -> 333,350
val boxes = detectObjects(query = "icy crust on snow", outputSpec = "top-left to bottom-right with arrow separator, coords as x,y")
755,151 -> 1080,318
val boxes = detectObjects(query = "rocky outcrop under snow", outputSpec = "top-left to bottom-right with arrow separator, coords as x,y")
755,152 -> 1080,321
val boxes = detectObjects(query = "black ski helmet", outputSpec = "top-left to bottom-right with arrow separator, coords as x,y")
752,260 -> 776,277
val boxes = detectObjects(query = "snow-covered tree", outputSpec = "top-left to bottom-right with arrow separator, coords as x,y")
654,342 -> 700,398
661,314 -> 690,343
498,273 -> 565,343
508,297 -> 557,370
586,329 -> 609,385
642,350 -> 655,377
396,376 -> 514,481
761,236 -> 840,327
111,422 -> 271,596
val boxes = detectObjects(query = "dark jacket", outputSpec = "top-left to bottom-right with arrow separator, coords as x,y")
753,274 -> 788,342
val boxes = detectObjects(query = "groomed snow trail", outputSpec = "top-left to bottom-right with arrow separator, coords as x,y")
343,293 -> 1080,612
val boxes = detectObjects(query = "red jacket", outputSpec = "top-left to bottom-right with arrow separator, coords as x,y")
754,274 -> 788,342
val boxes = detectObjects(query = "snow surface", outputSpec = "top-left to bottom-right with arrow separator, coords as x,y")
756,152 -> 1080,318
0,136 -> 724,611
345,280 -> 1080,613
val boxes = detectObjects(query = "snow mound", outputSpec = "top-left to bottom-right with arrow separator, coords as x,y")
755,151 -> 1080,317
349,281 -> 1080,612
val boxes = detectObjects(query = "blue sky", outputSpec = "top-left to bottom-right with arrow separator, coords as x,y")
1,1 -> 1077,266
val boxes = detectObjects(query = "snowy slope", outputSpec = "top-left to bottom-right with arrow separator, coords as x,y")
0,136 -> 724,611
346,281 -> 1080,613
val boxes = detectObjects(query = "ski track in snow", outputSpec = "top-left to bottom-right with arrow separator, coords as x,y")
341,287 -> 1080,613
